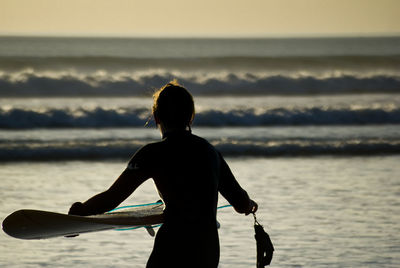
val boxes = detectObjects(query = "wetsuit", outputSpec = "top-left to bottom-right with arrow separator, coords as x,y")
125,130 -> 252,268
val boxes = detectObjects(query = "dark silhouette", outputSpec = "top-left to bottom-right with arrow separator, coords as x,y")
69,81 -> 258,267
254,214 -> 274,267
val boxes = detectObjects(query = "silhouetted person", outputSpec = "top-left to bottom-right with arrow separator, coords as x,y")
69,80 -> 258,267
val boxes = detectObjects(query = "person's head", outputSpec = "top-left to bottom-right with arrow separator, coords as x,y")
152,80 -> 195,131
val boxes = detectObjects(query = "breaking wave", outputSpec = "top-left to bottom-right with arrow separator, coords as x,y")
0,69 -> 399,96
1,106 -> 399,129
1,138 -> 399,161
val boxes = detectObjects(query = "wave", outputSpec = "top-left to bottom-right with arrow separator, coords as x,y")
0,69 -> 399,96
1,107 -> 399,128
1,138 -> 399,161
0,107 -> 150,128
213,139 -> 400,157
195,108 -> 400,126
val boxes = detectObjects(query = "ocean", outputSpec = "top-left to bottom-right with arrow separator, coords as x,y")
0,36 -> 399,267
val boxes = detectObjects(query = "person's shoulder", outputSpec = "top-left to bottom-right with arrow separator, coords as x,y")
138,140 -> 164,154
127,141 -> 163,170
191,133 -> 211,145
190,133 -> 219,152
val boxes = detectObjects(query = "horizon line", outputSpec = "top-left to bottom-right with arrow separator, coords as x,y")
1,32 -> 400,39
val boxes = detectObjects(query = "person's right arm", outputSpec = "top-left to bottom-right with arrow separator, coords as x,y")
218,153 -> 258,215
68,145 -> 151,216
68,169 -> 148,216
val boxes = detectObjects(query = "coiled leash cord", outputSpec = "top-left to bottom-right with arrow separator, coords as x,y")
253,213 -> 274,267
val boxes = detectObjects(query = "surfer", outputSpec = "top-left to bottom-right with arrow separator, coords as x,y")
69,80 -> 258,267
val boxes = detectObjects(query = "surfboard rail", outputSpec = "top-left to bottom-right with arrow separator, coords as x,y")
2,203 -> 164,240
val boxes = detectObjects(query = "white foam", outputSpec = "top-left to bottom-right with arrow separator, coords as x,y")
0,69 -> 399,96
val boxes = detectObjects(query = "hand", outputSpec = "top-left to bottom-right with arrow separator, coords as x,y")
68,202 -> 86,216
246,199 -> 258,215
233,199 -> 258,215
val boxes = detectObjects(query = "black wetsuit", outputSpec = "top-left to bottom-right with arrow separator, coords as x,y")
125,130 -> 251,268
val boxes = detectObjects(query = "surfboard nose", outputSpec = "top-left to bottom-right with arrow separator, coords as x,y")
2,209 -> 85,240
2,210 -> 31,239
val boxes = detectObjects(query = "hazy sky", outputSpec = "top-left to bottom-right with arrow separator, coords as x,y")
1,0 -> 399,37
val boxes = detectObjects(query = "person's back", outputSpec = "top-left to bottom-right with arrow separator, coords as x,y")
137,131 -> 221,267
145,131 -> 220,222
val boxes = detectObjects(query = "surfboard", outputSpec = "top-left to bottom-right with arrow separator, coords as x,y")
2,202 -> 164,240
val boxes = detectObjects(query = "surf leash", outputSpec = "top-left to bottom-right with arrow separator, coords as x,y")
107,201 -> 164,213
111,203 -> 232,231
253,213 -> 274,267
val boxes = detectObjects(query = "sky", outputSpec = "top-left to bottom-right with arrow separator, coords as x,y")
0,0 -> 399,37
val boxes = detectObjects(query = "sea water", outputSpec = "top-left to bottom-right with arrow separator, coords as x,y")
0,36 -> 400,267
1,157 -> 399,267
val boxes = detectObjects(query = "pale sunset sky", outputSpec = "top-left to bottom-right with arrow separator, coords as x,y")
0,0 -> 399,37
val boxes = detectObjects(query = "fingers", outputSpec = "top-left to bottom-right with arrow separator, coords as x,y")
251,201 -> 258,214
244,200 -> 258,215
68,202 -> 85,215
